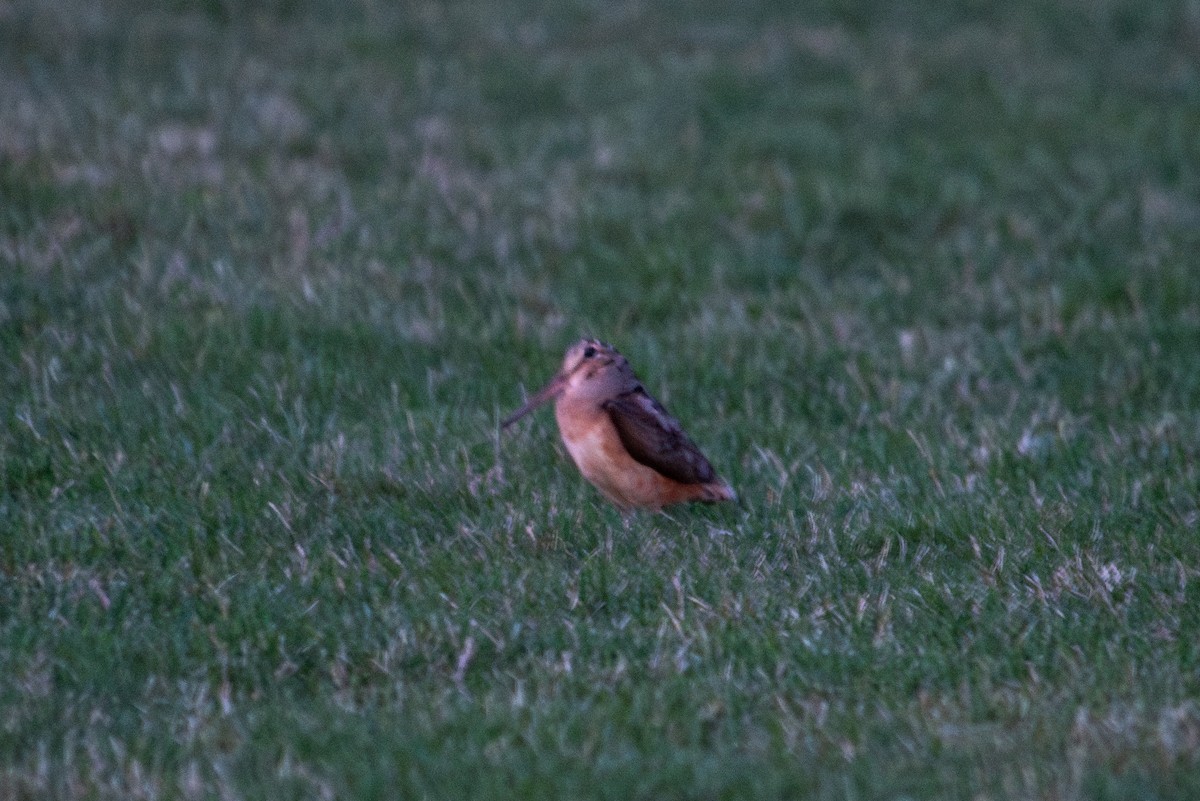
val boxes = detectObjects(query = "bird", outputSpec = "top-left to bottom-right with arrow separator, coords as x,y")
501,338 -> 736,510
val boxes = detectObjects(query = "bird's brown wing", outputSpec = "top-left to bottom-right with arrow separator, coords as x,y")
603,387 -> 717,485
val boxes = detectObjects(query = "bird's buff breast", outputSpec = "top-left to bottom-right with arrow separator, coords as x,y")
555,402 -> 663,509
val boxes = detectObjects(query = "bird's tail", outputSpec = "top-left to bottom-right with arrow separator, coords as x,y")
698,480 -> 737,504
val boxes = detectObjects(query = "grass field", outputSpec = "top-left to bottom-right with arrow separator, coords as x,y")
3,0 -> 1200,798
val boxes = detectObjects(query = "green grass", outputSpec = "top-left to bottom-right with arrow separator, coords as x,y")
3,0 -> 1200,798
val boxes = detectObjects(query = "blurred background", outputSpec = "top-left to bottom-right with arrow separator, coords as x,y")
3,1 -> 1199,798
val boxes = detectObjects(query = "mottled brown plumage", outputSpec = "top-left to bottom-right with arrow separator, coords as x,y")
502,339 -> 736,510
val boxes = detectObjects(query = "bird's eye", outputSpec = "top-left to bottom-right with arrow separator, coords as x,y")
583,346 -> 596,358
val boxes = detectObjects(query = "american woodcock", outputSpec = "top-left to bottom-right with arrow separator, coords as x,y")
502,339 -> 736,510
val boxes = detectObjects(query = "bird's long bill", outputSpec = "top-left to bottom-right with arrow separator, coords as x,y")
501,372 -> 567,429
